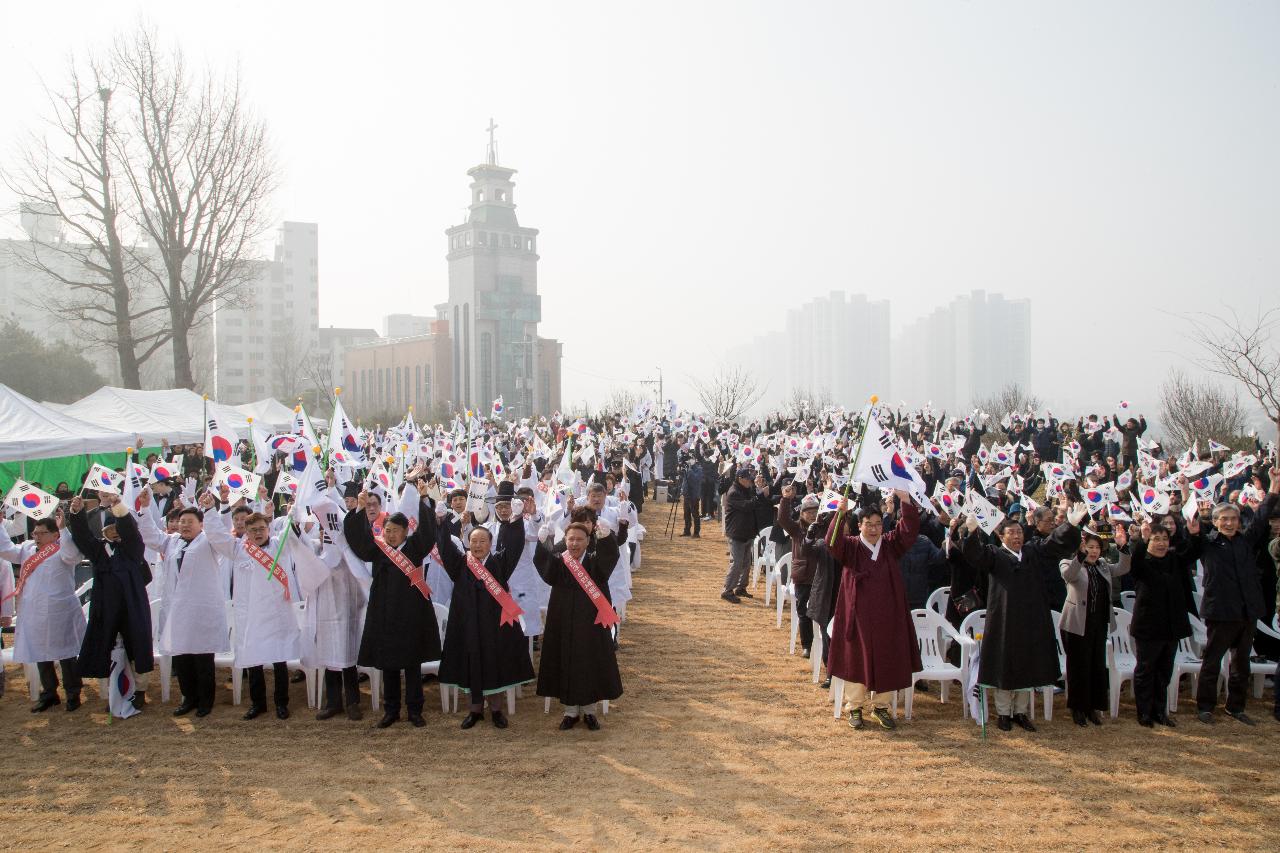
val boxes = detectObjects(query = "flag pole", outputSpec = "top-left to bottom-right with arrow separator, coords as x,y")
829,395 -> 877,547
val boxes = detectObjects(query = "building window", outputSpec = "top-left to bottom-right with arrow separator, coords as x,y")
496,189 -> 506,202
424,363 -> 432,406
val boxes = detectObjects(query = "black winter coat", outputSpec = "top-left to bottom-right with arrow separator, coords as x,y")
69,509 -> 154,677
534,534 -> 623,706
723,481 -> 772,542
964,522 -> 1081,690
1129,537 -> 1199,641
1199,494 -> 1276,623
345,497 -> 441,670
436,517 -> 535,694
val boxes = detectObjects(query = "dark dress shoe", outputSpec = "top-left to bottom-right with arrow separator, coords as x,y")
1155,713 -> 1176,728
1012,713 -> 1036,732
65,696 -> 82,712
195,707 -> 212,718
1197,710 -> 1215,724
1087,711 -> 1103,726
275,705 -> 289,720
802,647 -> 811,659
1225,710 -> 1255,726
491,709 -> 509,729
346,705 -> 363,721
315,707 -> 341,721
376,712 -> 399,729
1072,710 -> 1088,727
582,714 -> 600,731
408,713 -> 426,728
1137,716 -> 1155,728
558,715 -> 577,730
131,691 -> 147,711
243,705 -> 265,720
734,588 -> 753,599
31,696 -> 60,713
173,701 -> 197,717
720,591 -> 740,604
460,711 -> 484,729
996,715 -> 1013,732
819,678 -> 831,689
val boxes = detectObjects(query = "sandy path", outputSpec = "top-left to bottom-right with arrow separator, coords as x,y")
3,505 -> 1279,851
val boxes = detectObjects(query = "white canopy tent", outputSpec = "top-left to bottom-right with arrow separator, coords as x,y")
0,384 -> 136,463
234,398 -> 297,432
61,387 -> 251,446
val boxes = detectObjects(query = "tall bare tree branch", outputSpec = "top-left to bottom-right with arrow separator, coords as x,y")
690,365 -> 767,422
1188,305 -> 1280,446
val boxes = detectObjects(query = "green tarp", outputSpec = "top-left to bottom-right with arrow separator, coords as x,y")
1,447 -> 165,495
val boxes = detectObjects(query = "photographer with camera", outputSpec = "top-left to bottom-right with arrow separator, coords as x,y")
679,452 -> 704,538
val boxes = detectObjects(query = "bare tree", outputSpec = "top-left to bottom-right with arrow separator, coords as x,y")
300,351 -> 336,414
1189,305 -> 1280,446
691,364 -> 767,423
1157,369 -> 1247,454
1,56 -> 170,388
113,27 -> 277,389
784,385 -> 833,421
599,386 -> 640,419
973,382 -> 1042,428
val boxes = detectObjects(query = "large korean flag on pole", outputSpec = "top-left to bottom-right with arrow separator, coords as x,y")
851,413 -> 935,513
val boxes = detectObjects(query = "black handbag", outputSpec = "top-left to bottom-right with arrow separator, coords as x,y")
952,588 -> 982,616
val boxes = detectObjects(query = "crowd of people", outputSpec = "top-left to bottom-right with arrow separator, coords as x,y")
4,398 -> 1280,739
660,403 -> 1280,732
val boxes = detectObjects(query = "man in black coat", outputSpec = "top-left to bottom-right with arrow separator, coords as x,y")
720,467 -> 773,604
343,482 -> 439,729
67,493 -> 154,711
1193,471 -> 1279,725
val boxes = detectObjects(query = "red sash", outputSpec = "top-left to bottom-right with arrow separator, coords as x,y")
3,541 -> 59,604
242,539 -> 291,601
562,549 -> 620,628
375,536 -> 432,601
465,552 -> 524,627
371,511 -> 387,537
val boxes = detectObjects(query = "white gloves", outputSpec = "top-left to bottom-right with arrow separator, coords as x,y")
1066,502 -> 1087,526
964,515 -> 980,533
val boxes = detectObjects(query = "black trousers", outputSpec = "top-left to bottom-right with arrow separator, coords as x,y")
247,662 -> 290,708
37,657 -> 82,702
819,616 -> 831,667
324,666 -> 360,710
1063,627 -> 1109,713
381,667 -> 424,715
173,653 -> 216,711
793,582 -> 814,651
1133,637 -> 1177,720
1196,619 -> 1254,714
683,496 -> 701,535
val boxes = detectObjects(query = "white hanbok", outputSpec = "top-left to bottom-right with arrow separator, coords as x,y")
0,526 -> 84,664
205,511 -> 301,668
137,510 -> 230,655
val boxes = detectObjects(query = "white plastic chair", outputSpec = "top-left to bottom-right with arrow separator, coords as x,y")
151,598 -> 174,702
212,600 -> 242,705
773,553 -> 793,629
811,624 -> 824,684
1167,636 -> 1202,714
1119,591 -> 1136,613
955,609 -> 987,719
423,602 -> 451,713
1107,608 -> 1138,718
286,599 -> 318,710
0,618 -> 41,701
905,609 -> 964,719
749,527 -> 772,589
925,586 -> 950,618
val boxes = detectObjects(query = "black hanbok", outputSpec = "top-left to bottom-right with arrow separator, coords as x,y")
534,533 -> 624,706
437,518 -> 535,696
344,497 -> 441,670
69,509 -> 154,677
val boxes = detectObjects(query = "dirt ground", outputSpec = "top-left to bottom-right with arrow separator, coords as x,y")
3,504 -> 1279,851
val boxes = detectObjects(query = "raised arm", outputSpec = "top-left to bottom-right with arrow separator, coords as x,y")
0,523 -> 23,564
404,493 -> 438,565
67,508 -> 107,564
492,517 -> 526,582
341,505 -> 378,563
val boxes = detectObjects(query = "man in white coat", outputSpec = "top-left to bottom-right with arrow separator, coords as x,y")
137,490 -> 229,717
205,497 -> 301,720
0,512 -> 85,712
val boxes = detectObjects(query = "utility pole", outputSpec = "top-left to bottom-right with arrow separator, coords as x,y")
638,366 -> 663,407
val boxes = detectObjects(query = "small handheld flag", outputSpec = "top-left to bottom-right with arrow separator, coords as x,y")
4,480 -> 58,520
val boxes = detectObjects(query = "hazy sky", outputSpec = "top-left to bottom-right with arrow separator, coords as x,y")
2,1 -> 1277,420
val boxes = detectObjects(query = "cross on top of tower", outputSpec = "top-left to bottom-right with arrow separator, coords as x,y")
486,118 -> 498,165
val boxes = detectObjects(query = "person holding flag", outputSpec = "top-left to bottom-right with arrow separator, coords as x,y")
66,492 -> 154,713
825,488 -> 922,731
205,485 -> 301,721
436,490 -> 535,730
0,507 -> 86,712
533,518 -> 623,730
343,478 -> 440,729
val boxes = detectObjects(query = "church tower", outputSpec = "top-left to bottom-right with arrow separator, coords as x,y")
442,120 -> 545,416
